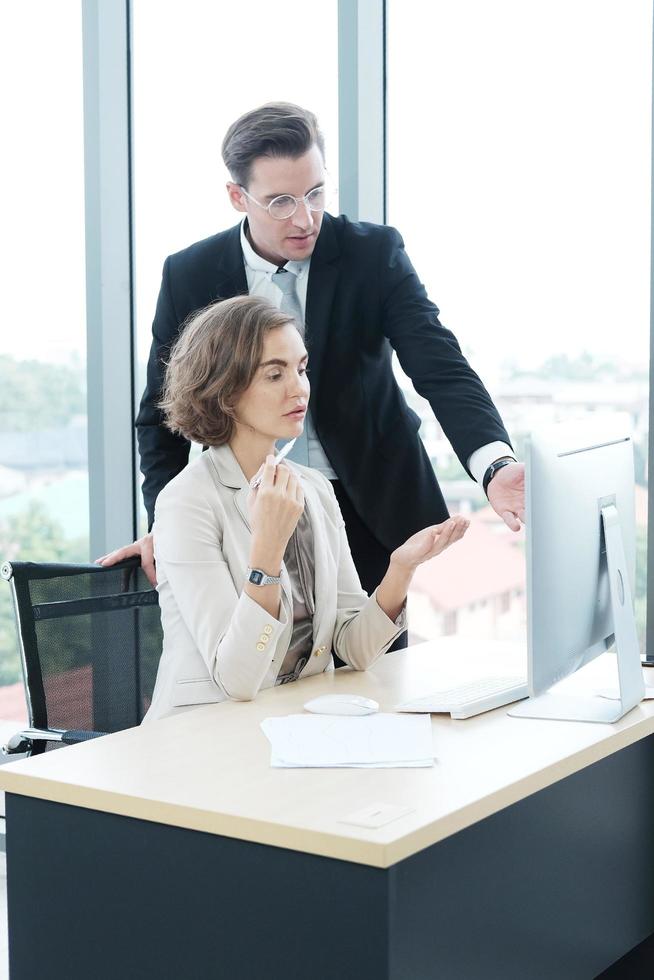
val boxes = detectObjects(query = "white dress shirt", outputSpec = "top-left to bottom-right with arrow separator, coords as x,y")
239,220 -> 514,493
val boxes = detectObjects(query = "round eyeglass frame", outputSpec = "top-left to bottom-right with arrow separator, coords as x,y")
239,184 -> 327,221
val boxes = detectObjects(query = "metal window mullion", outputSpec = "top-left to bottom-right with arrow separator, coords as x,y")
82,0 -> 136,560
646,11 -> 654,664
338,0 -> 386,223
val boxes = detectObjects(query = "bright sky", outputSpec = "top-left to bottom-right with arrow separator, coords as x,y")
0,1 -> 651,382
0,1 -> 85,365
387,0 -> 653,381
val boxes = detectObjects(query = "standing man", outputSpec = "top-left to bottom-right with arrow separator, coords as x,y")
101,102 -> 524,619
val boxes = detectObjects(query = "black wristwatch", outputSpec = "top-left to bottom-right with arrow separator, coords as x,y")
482,457 -> 515,497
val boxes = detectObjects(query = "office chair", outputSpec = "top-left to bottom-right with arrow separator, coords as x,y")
0,557 -> 161,756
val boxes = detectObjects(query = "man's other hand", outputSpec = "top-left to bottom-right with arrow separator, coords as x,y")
487,462 -> 525,532
96,533 -> 156,586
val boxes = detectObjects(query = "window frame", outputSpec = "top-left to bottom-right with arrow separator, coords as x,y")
82,0 -> 653,662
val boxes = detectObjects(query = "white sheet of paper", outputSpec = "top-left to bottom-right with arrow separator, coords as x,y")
260,713 -> 434,769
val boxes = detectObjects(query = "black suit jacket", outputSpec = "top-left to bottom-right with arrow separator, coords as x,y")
136,213 -> 511,551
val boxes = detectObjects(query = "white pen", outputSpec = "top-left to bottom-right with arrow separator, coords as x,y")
250,438 -> 297,490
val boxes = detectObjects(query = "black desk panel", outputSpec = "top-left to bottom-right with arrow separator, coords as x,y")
6,734 -> 654,979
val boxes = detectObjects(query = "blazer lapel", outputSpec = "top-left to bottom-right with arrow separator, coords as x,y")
208,446 -> 294,619
233,485 -> 252,531
207,445 -> 251,533
305,215 -> 340,399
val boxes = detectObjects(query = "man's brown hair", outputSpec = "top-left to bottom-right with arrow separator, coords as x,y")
222,102 -> 325,187
159,295 -> 296,446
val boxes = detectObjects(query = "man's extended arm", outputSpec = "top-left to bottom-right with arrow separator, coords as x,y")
379,226 -> 523,527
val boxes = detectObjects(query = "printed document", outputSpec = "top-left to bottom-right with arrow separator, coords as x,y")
260,713 -> 434,768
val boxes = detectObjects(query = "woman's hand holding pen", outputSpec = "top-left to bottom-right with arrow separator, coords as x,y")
376,516 -> 470,623
248,455 -> 304,575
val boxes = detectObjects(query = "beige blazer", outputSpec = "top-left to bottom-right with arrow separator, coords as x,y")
144,445 -> 406,721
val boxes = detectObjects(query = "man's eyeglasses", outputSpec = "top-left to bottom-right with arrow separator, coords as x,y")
239,184 -> 327,221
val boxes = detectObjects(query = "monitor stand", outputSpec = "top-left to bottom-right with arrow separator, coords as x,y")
509,503 -> 645,724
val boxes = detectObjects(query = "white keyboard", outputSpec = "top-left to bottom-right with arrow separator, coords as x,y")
396,675 -> 529,720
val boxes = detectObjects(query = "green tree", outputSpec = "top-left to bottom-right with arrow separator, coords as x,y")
0,502 -> 87,685
0,354 -> 85,432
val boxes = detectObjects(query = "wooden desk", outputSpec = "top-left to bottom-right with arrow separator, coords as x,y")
2,640 -> 654,979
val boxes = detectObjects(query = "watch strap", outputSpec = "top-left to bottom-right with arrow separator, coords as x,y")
246,567 -> 282,587
482,457 -> 515,496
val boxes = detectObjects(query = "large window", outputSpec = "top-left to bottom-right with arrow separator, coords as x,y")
131,0 -> 340,531
0,2 -> 87,720
0,2 -> 651,724
387,0 -> 652,649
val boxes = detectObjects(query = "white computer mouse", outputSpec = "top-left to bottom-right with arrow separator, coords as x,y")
303,694 -> 380,716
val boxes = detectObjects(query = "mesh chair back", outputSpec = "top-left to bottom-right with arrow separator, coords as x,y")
3,558 -> 161,747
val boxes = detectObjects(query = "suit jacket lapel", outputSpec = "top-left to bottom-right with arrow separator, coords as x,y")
305,214 -> 340,398
214,222 -> 248,299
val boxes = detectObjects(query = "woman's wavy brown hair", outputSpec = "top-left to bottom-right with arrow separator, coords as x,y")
159,295 -> 296,446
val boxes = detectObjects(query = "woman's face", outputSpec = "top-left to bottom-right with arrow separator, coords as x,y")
233,324 -> 310,442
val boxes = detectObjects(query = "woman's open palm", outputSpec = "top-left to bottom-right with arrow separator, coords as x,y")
391,515 -> 469,570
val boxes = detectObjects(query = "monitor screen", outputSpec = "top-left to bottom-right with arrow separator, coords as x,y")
526,428 -> 636,698
509,425 -> 645,723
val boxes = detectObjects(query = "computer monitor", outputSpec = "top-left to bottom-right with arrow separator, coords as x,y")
509,425 -> 645,724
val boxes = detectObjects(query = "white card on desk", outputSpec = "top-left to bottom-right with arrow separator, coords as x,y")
340,802 -> 415,829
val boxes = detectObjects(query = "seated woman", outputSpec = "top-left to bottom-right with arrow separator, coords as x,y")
144,295 -> 468,721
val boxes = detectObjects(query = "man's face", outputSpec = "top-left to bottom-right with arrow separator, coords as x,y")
227,144 -> 325,266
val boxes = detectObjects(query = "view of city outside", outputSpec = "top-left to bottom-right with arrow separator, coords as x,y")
0,3 -> 87,721
387,0 -> 652,650
0,1 -> 651,724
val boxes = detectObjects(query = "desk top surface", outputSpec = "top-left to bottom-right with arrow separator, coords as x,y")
1,639 -> 653,868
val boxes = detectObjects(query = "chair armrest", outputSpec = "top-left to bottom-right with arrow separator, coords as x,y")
2,727 -> 107,755
61,729 -> 107,744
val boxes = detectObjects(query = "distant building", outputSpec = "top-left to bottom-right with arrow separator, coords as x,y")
0,420 -> 87,471
395,362 -> 649,495
440,480 -> 486,514
408,509 -> 526,645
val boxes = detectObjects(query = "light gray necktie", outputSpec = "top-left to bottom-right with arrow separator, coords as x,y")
272,266 -> 305,338
272,267 -> 310,465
